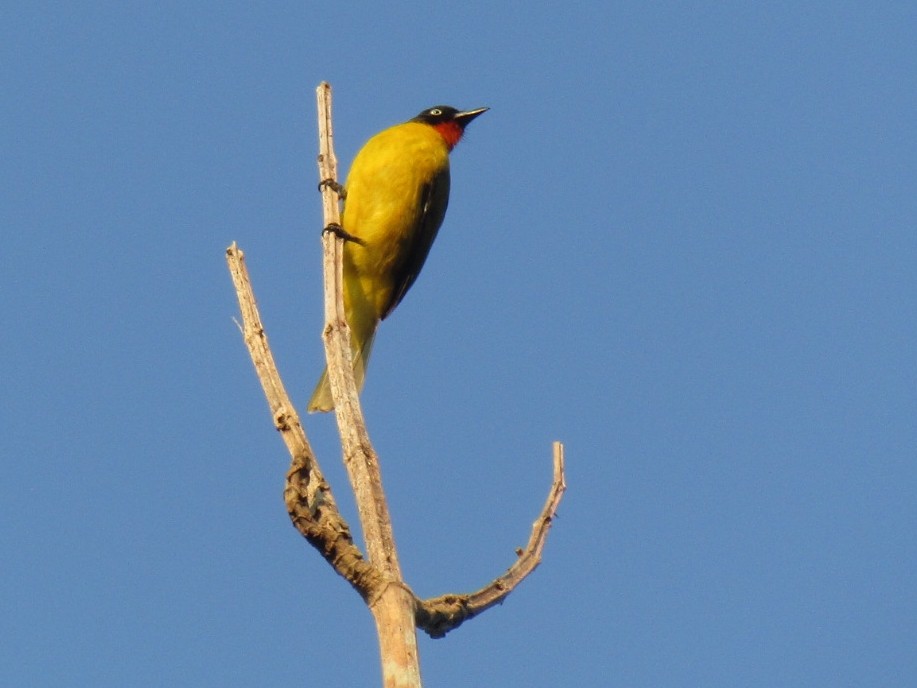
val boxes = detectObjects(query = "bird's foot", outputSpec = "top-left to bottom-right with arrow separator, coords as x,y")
322,222 -> 365,245
318,178 -> 347,199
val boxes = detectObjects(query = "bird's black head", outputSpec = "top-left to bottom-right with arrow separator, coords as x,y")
412,106 -> 489,129
411,106 -> 488,149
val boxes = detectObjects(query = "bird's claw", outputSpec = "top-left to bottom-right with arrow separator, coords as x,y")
318,178 -> 347,199
323,222 -> 365,245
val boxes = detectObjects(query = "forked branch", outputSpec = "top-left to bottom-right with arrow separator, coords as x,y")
226,81 -> 566,688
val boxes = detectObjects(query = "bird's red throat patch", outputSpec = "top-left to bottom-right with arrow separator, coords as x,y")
433,121 -> 464,150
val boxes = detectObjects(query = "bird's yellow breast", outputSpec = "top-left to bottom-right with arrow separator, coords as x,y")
341,121 -> 450,320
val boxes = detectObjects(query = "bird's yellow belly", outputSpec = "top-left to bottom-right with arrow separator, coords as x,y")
340,122 -> 449,320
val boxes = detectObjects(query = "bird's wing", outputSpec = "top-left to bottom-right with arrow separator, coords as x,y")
380,166 -> 451,320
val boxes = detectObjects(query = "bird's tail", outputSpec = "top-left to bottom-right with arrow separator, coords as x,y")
306,329 -> 376,413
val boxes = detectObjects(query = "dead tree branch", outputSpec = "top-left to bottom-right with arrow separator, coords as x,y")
315,81 -> 421,687
225,243 -> 381,595
415,442 -> 567,638
316,83 -> 404,578
226,80 -> 566,687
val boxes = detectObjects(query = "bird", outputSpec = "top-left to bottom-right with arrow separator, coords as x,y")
308,105 -> 488,413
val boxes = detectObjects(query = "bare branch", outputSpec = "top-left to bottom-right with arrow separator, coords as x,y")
315,82 -> 404,580
415,442 -> 567,638
228,83 -> 565,687
315,82 -> 422,686
225,242 -> 379,596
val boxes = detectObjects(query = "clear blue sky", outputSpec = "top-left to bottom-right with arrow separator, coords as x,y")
3,2 -> 915,686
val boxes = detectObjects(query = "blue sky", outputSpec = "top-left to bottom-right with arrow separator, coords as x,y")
3,2 -> 916,686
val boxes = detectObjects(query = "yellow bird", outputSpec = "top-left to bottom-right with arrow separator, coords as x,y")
308,105 -> 488,412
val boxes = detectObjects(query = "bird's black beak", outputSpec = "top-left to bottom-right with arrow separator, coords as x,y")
454,107 -> 489,129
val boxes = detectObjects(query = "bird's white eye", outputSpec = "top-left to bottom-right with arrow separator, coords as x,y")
429,108 -> 442,116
